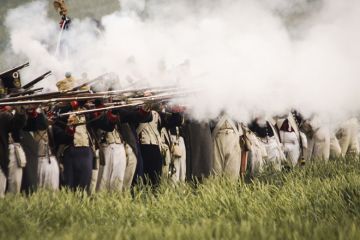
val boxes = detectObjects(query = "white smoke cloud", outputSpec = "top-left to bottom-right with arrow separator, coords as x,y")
2,0 -> 360,124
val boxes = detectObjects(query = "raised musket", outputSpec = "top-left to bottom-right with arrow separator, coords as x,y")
22,71 -> 51,89
0,62 -> 30,78
8,87 -> 44,97
68,73 -> 110,92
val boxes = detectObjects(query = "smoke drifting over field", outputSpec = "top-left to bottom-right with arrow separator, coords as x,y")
3,0 -> 360,123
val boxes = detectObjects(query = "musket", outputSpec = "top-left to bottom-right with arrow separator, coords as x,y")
0,89 -> 91,103
8,87 -> 44,97
22,71 -> 51,89
66,86 -> 184,100
0,95 -> 110,107
94,85 -> 179,95
55,90 -> 197,117
68,73 -> 109,92
0,62 -> 30,77
126,89 -> 196,103
57,101 -> 144,117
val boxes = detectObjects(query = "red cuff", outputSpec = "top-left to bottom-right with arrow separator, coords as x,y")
139,107 -> 149,116
107,110 -> 119,123
66,126 -> 75,136
27,109 -> 38,118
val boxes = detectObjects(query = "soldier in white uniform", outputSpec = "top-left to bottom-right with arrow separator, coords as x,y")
276,111 -> 307,167
169,127 -> 186,182
241,125 -> 267,178
98,126 -> 126,191
301,115 -> 338,162
211,113 -> 242,180
34,127 -> 60,190
248,117 -> 285,171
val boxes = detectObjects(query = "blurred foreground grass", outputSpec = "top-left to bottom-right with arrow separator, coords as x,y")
1,157 -> 360,240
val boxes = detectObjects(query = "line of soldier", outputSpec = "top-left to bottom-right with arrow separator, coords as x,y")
0,67 -> 359,197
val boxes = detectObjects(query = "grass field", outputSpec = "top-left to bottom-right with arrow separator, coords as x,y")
1,158 -> 360,240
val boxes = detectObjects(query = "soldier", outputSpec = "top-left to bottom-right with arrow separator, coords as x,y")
1,64 -> 49,195
137,108 -> 183,186
90,102 -> 152,192
301,114 -> 342,161
2,65 -> 46,193
30,109 -> 60,190
248,117 -> 285,171
183,117 -> 213,181
0,72 -> 28,196
90,107 -> 127,192
241,124 -> 267,178
4,70 -> 50,194
114,108 -> 153,189
169,126 -> 186,182
158,104 -> 186,181
21,108 -> 49,193
211,112 -> 242,180
276,111 -> 307,168
53,73 -> 94,192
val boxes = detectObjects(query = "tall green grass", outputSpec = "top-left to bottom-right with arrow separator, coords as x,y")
1,158 -> 360,240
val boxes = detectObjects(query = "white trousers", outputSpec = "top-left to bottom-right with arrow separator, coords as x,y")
280,131 -> 300,167
89,150 -> 100,194
7,144 -> 23,194
0,169 -> 6,198
330,134 -> 342,159
263,137 -> 285,171
170,136 -> 186,183
38,156 -> 60,190
123,144 -> 137,190
213,130 -> 241,180
337,118 -> 360,156
98,143 -> 126,191
246,132 -> 266,177
305,127 -> 330,162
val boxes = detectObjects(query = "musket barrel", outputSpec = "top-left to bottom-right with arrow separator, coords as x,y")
0,62 -> 30,77
22,71 -> 51,89
8,87 -> 44,97
0,89 -> 91,103
57,101 -> 144,117
0,95 -> 109,107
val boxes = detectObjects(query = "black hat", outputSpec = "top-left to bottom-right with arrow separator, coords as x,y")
0,62 -> 29,96
0,70 -> 22,90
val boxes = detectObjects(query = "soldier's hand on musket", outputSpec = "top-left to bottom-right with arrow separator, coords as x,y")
142,102 -> 152,112
67,114 -> 78,126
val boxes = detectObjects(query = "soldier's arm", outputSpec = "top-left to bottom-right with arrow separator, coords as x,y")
23,110 -> 48,131
10,107 -> 27,131
53,124 -> 74,145
160,111 -> 183,129
116,108 -> 153,124
86,112 -> 115,132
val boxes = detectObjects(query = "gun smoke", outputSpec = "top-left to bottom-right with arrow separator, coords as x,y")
2,0 -> 360,125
